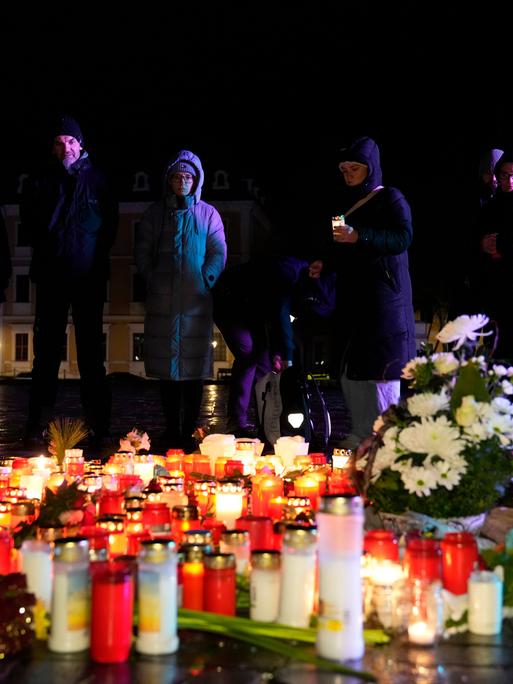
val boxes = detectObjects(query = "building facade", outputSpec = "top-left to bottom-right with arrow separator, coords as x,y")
0,170 -> 272,379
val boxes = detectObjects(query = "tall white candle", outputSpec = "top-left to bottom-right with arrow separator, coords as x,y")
21,540 -> 53,610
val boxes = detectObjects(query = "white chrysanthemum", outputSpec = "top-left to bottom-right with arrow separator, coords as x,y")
432,352 -> 459,375
407,389 -> 450,418
502,380 -> 513,395
455,395 -> 479,427
440,453 -> 468,472
436,314 -> 492,350
401,465 -> 438,496
401,357 -> 430,380
433,461 -> 464,490
372,445 -> 398,474
492,397 -> 513,415
463,422 -> 490,443
399,416 -> 466,459
493,365 -> 509,377
488,413 -> 513,445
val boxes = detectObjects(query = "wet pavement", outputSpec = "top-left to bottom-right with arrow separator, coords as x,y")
0,375 -> 350,458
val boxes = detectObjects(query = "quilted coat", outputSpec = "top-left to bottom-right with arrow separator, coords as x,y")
135,151 -> 226,380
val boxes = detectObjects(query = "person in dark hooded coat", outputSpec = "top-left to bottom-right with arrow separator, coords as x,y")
135,150 -> 226,453
474,150 -> 513,359
311,136 -> 415,447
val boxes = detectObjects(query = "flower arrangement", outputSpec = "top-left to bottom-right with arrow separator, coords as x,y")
12,481 -> 94,548
119,428 -> 150,454
360,315 -> 513,520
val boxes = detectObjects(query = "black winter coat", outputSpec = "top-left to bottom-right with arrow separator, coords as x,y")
327,186 -> 416,380
21,154 -> 118,283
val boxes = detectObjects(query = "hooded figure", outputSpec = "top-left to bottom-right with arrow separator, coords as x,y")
477,148 -> 504,209
325,136 -> 415,446
135,150 -> 226,451
473,149 -> 513,358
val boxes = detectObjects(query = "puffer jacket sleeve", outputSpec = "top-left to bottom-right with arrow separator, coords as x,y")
202,206 -> 227,289
135,204 -> 160,283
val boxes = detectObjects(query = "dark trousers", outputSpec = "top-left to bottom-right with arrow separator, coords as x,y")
159,379 -> 204,440
214,312 -> 271,427
27,278 -> 110,436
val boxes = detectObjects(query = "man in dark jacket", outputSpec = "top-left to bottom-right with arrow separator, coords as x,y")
21,115 -> 118,447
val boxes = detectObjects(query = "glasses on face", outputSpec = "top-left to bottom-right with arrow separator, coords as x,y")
499,172 -> 513,181
171,173 -> 194,183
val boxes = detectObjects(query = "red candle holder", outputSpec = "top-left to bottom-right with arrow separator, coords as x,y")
441,532 -> 478,595
98,492 -> 125,517
142,502 -> 171,534
404,538 -> 442,582
203,553 -> 236,615
0,529 -> 12,574
235,515 -> 274,551
90,560 -> 134,662
364,529 -> 399,562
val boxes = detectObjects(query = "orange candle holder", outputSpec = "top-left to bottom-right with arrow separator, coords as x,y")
293,475 -> 320,511
251,474 -> 283,517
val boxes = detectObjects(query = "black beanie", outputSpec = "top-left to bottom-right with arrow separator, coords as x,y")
51,115 -> 83,144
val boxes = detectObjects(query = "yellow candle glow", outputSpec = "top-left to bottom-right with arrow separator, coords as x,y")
215,481 -> 244,528
294,475 -> 320,510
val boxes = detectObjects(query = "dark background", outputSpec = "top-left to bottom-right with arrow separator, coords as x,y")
1,5 -> 510,314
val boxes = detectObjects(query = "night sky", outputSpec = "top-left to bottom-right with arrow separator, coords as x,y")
1,6 -> 510,310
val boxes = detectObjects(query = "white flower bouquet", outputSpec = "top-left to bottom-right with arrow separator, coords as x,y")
360,315 -> 513,519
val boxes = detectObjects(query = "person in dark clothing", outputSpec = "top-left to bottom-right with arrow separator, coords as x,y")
0,209 -> 11,304
474,150 -> 513,360
477,148 -> 504,210
213,254 -> 337,438
448,147 -> 504,318
311,136 -> 415,447
213,256 -> 299,437
21,115 -> 118,447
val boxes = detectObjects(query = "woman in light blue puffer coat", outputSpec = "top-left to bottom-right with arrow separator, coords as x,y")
136,150 -> 227,452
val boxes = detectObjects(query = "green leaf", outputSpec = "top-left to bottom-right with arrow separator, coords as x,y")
450,361 -> 490,412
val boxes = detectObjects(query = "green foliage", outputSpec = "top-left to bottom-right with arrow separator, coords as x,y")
481,548 -> 513,606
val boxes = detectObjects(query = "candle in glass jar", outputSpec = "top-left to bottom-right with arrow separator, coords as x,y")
90,560 -> 134,663
133,455 -> 154,484
294,475 -> 319,510
203,552 -> 236,616
0,501 -> 12,527
251,474 -> 283,517
20,540 -> 52,610
268,496 -> 288,521
180,543 -> 211,610
364,530 -> 400,562
0,529 -> 12,574
215,480 -> 244,528
408,620 -> 436,645
441,532 -> 478,595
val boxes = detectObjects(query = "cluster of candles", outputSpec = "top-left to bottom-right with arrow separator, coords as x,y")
362,528 -> 503,643
0,437 -> 503,663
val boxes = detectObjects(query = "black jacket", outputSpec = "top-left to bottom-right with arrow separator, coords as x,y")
21,153 -> 118,283
326,137 -> 416,380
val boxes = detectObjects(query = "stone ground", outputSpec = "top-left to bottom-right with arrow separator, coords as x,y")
0,375 -> 351,458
